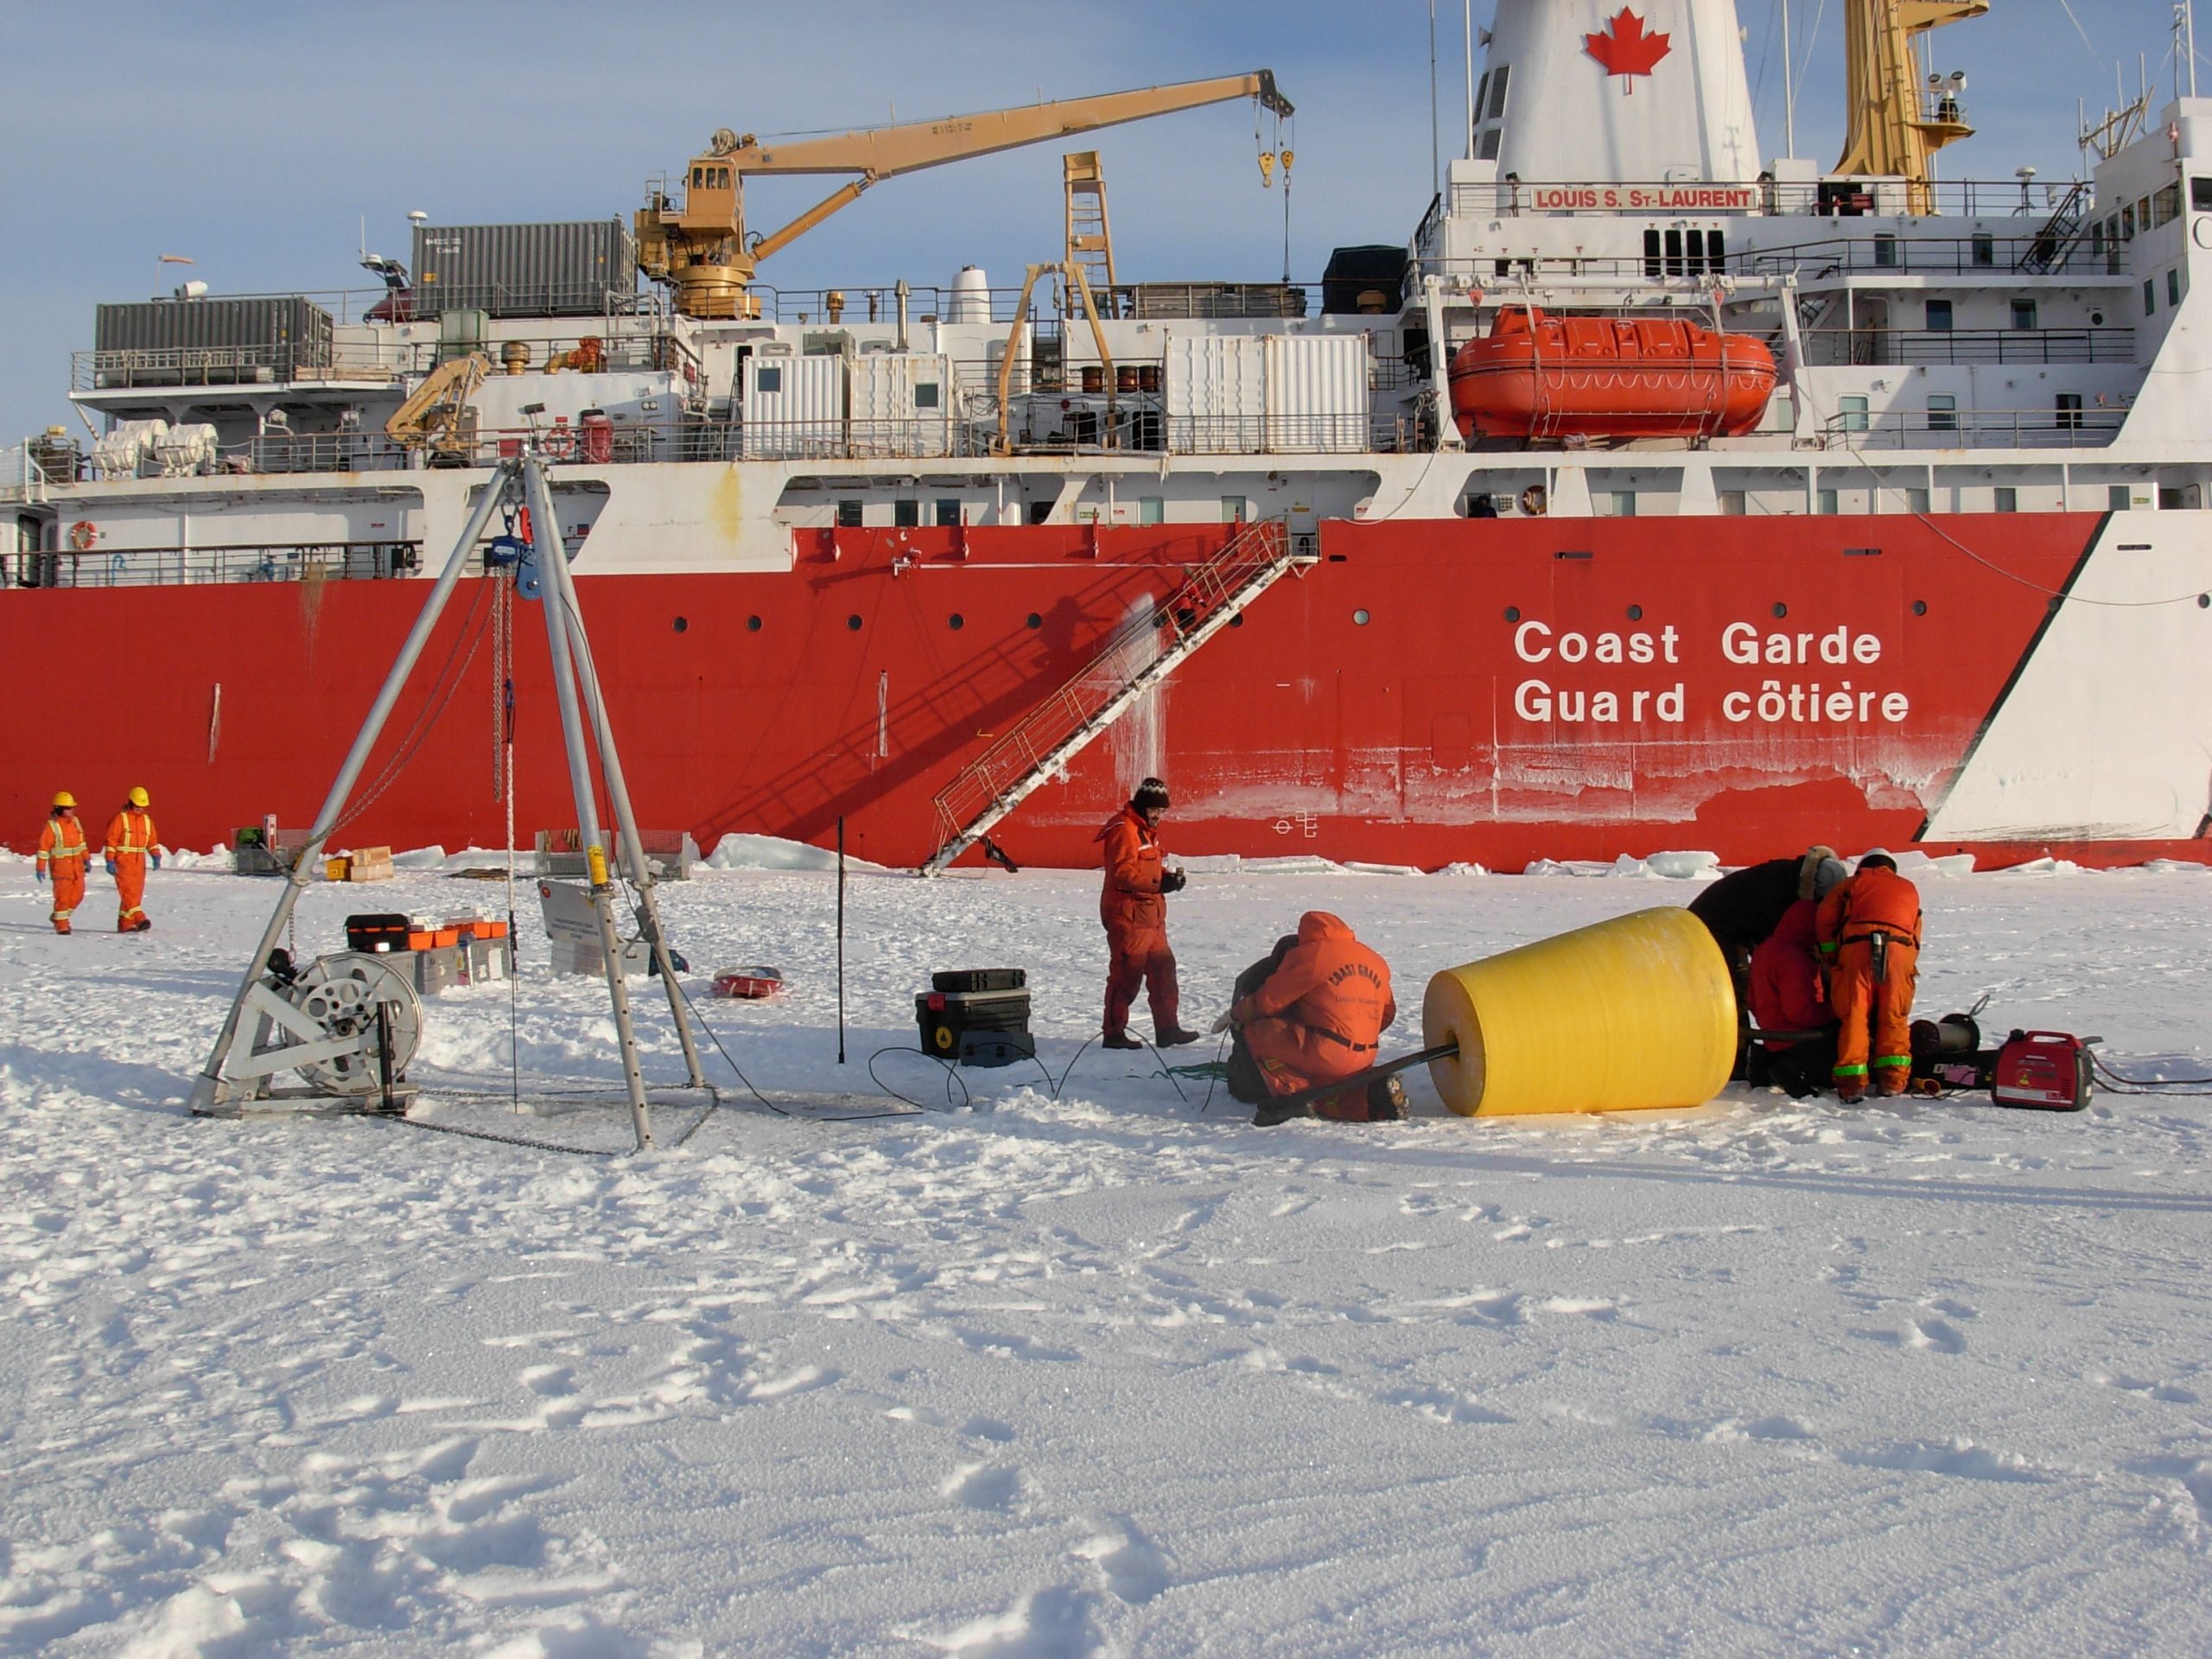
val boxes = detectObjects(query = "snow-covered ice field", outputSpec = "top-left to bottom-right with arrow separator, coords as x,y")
3,852 -> 2210,1657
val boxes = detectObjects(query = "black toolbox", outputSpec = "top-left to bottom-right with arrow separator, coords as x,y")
931,968 -> 1027,993
345,912 -> 413,954
916,986 -> 1034,1067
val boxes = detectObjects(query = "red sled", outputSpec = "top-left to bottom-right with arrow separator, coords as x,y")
713,965 -> 785,999
1989,1031 -> 2093,1112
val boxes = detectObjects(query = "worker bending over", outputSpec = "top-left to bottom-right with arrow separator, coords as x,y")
1817,853 -> 1923,1102
35,791 -> 92,935
1226,911 -> 1404,1126
1745,897 -> 1836,1098
103,785 -> 166,933
1096,777 -> 1198,1050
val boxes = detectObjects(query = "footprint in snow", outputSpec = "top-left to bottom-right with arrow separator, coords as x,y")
1073,1515 -> 1172,1604
942,1460 -> 1024,1511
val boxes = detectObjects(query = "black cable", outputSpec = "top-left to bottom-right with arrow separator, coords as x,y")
2092,1052 -> 2212,1096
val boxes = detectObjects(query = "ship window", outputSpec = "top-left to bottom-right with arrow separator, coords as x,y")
1222,497 -> 1248,524
2162,486 -> 2187,508
948,613 -> 963,630
1719,490 -> 1746,516
914,382 -> 940,408
747,614 -> 762,631
1913,601 -> 1929,616
2109,484 -> 2133,510
1994,486 -> 2018,513
1353,608 -> 1371,626
1605,491 -> 1637,518
893,499 -> 919,528
2011,298 -> 2038,331
1925,299 -> 1953,331
1027,500 -> 1053,524
1972,233 -> 1995,267
1840,395 -> 1869,433
2157,184 -> 2182,226
1140,497 -> 1164,525
1478,129 -> 1502,162
2139,194 -> 2153,232
1908,488 -> 1931,514
2196,178 -> 2212,211
757,365 -> 783,393
2056,393 -> 2084,431
1927,394 -> 1957,432
1664,229 -> 1683,276
1473,72 -> 1491,128
1817,490 -> 1839,516
1771,603 -> 1789,619
2145,278 -> 2158,315
935,499 -> 962,526
1643,229 -> 1663,278
1487,65 -> 1510,121
1873,234 -> 1899,268
1504,607 -> 1521,621
1707,229 -> 1726,269
672,616 -> 688,632
1686,229 -> 1705,273
2170,267 -> 2183,305
836,499 -> 863,527
2121,204 -> 2136,238
1027,613 -> 1043,628
847,613 -> 863,630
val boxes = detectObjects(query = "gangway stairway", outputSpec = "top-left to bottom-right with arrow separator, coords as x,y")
919,518 -> 1309,874
2016,181 -> 2092,274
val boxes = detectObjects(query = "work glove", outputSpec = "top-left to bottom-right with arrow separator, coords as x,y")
1209,1007 -> 1233,1034
35,868 -> 45,885
1159,868 -> 1186,894
150,852 -> 162,870
105,858 -> 118,876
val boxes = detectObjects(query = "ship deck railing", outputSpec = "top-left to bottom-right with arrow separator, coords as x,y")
1798,326 -> 2138,368
74,330 -> 700,394
1746,236 -> 2127,280
4,540 -> 437,590
1818,406 -> 2127,449
1446,176 -> 2092,223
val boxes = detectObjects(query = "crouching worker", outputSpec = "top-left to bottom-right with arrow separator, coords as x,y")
1745,897 -> 1837,1098
1817,853 -> 1923,1103
1226,912 -> 1404,1126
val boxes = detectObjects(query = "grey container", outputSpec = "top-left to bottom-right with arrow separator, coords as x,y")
411,219 -> 637,319
93,296 -> 334,386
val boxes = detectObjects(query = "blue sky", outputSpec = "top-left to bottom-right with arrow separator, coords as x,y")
0,0 -> 2199,440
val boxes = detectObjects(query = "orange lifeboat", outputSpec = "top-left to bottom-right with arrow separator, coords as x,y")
1449,307 -> 1777,442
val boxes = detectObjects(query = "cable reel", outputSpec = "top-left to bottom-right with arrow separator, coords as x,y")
212,950 -> 423,1110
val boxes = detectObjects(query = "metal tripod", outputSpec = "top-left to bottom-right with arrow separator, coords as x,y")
185,454 -> 703,1150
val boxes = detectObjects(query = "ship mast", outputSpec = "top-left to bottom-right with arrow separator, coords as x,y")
1834,0 -> 1988,215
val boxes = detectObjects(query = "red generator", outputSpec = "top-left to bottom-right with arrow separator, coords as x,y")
1990,1031 -> 2094,1112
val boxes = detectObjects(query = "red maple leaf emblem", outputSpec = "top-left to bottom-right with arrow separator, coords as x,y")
1586,9 -> 1673,79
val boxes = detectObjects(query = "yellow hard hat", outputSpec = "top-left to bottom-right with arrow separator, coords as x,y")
52,791 -> 75,809
127,785 -> 150,808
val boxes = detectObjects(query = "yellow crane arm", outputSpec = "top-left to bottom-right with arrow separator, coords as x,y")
712,71 -> 1291,178
385,353 -> 489,452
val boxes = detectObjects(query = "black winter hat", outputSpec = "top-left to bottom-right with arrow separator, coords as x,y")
1131,777 -> 1171,813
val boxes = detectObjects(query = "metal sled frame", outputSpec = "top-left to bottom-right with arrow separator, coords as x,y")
185,454 -> 703,1147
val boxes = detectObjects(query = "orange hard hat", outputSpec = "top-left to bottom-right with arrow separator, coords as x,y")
127,785 -> 150,807
52,791 -> 76,809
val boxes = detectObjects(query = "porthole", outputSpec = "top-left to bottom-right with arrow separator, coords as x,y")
1626,603 -> 1643,621
1503,605 -> 1521,622
1353,608 -> 1371,626
2200,593 -> 2210,609
747,615 -> 762,632
1912,600 -> 1929,616
847,614 -> 863,632
1771,602 -> 1789,619
1026,612 -> 1043,629
948,613 -> 964,630
1229,614 -> 1244,627
672,616 -> 689,632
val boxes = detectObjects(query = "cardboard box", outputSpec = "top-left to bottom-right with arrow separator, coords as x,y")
346,846 -> 396,883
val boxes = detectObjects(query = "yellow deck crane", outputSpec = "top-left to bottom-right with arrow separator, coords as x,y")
1834,0 -> 1990,215
636,71 -> 1294,320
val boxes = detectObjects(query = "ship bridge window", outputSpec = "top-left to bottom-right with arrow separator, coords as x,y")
1643,229 -> 1663,278
2156,184 -> 2182,226
1478,129 -> 1502,162
2011,298 -> 2038,331
1487,65 -> 1510,121
1925,299 -> 1954,332
1664,229 -> 1684,276
1972,233 -> 1995,267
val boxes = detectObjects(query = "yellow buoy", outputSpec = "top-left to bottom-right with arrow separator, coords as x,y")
1422,906 -> 1736,1116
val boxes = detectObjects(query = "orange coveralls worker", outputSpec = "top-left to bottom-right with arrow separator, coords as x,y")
1230,912 -> 1398,1115
36,806 -> 92,935
104,802 -> 167,932
1096,785 -> 1189,1046
1817,859 -> 1923,1101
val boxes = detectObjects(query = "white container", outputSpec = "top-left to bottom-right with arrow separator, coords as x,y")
848,353 -> 955,458
742,352 -> 844,459
950,266 -> 991,324
1264,334 -> 1371,454
1164,334 -> 1266,454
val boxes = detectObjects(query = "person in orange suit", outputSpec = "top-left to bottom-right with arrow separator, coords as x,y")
1746,896 -> 1837,1098
103,785 -> 167,933
1227,912 -> 1403,1125
1817,853 -> 1923,1102
35,791 -> 92,935
1096,777 -> 1198,1050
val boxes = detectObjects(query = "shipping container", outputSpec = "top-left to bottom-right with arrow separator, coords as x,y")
1165,334 -> 1266,453
411,220 -> 637,319
848,352 -> 955,458
1264,334 -> 1371,453
741,351 -> 844,459
93,296 -> 334,387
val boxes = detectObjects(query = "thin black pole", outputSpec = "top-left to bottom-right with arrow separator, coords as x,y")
836,816 -> 847,1065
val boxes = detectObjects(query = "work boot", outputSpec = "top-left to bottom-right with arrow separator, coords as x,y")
1366,1075 -> 1409,1121
1101,1032 -> 1143,1051
132,918 -> 153,932
53,921 -> 70,936
1834,1081 -> 1866,1104
1253,1097 -> 1310,1128
1156,1026 -> 1203,1047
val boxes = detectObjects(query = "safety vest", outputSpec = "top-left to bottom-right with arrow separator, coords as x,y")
105,810 -> 160,859
37,817 -> 89,869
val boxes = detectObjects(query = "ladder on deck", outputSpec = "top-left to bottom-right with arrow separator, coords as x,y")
2016,180 -> 2092,274
919,518 -> 1309,875
1064,152 -> 1119,318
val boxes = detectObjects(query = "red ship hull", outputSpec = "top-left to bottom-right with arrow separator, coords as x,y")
2,513 -> 2202,872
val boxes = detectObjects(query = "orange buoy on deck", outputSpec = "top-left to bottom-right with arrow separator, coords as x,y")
1449,307 -> 1777,442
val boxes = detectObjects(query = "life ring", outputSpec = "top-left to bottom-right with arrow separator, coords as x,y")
67,520 -> 96,551
538,425 -> 575,462
1519,485 -> 1549,518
